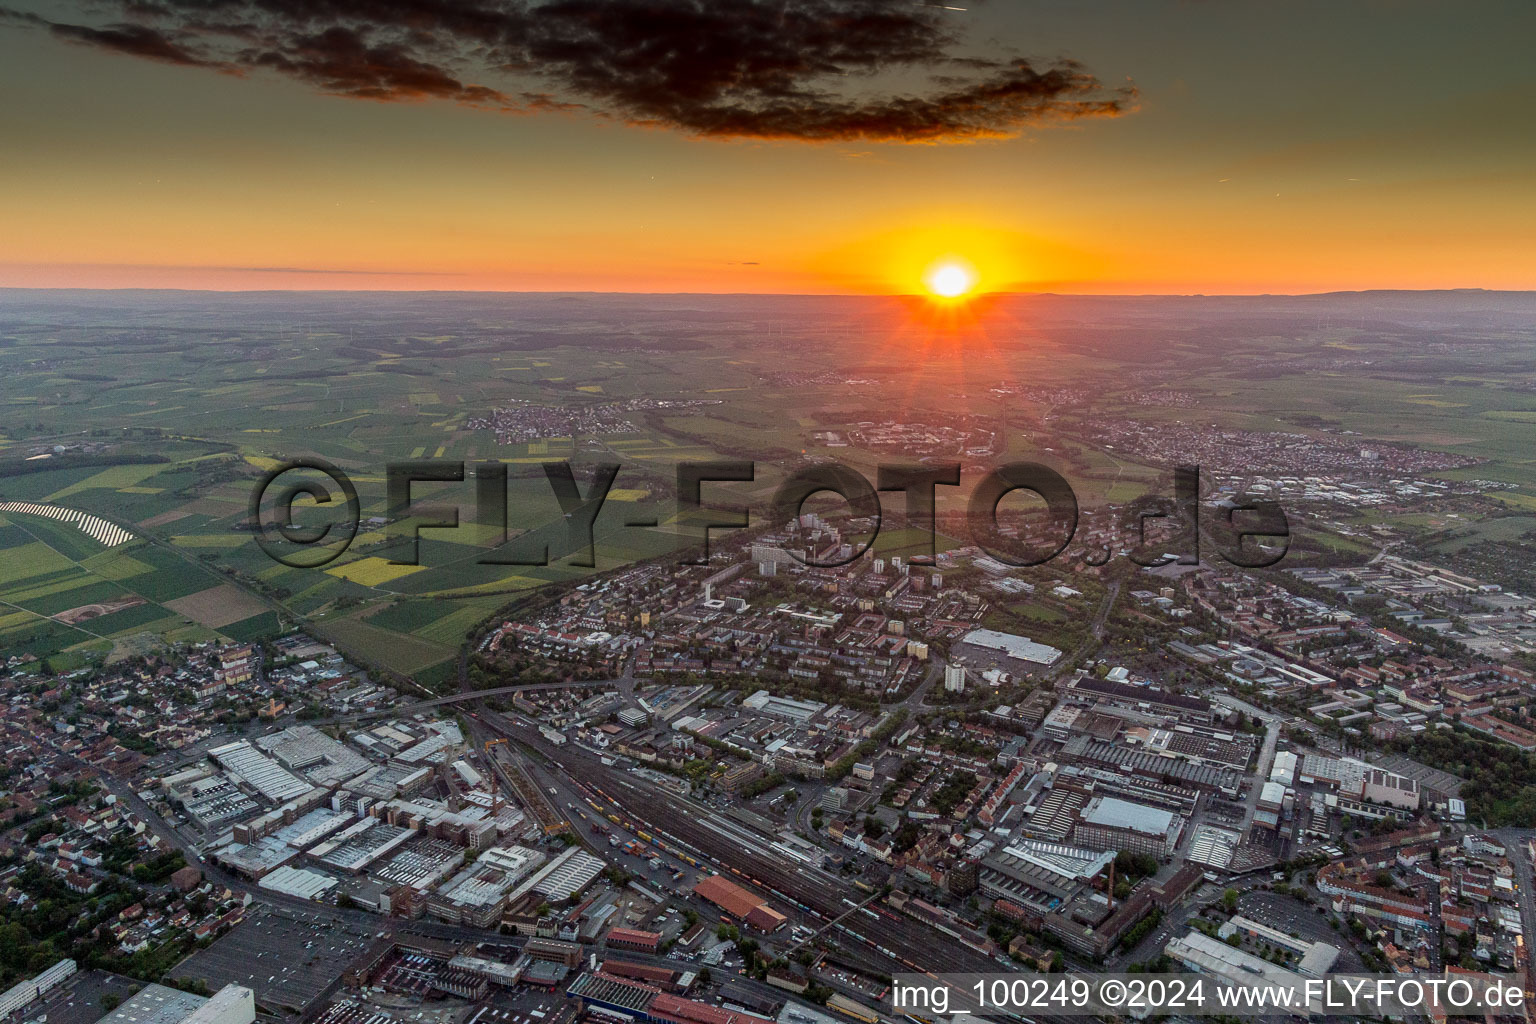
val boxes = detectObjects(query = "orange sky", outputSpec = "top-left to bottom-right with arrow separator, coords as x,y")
1,1 -> 1533,294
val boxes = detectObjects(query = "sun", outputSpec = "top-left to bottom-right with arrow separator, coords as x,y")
924,260 -> 977,299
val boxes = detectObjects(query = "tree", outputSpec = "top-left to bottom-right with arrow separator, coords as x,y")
1222,888 -> 1239,912
697,967 -> 712,986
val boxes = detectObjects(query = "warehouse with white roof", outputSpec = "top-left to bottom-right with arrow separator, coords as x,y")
957,629 -> 1063,666
1071,796 -> 1184,859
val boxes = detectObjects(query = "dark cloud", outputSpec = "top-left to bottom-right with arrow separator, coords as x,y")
248,26 -> 511,103
18,0 -> 1135,141
51,20 -> 220,65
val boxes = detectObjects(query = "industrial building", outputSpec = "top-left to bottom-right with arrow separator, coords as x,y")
182,985 -> 256,1024
256,725 -> 372,787
692,875 -> 788,932
956,629 -> 1062,667
1269,749 -> 1298,786
1165,932 -> 1319,1012
446,954 -> 524,990
741,690 -> 825,724
1218,916 -> 1340,975
977,841 -> 1115,918
426,845 -> 544,926
0,958 -> 76,1019
1361,768 -> 1421,810
525,938 -> 584,968
1066,676 -> 1213,724
258,864 -> 338,900
97,984 -> 254,1024
605,927 -> 662,954
1072,796 -> 1184,860
511,846 -> 606,904
310,819 -> 414,874
567,972 -> 775,1024
208,740 -> 315,803
162,767 -> 259,828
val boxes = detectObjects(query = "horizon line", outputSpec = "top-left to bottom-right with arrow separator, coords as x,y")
0,285 -> 1530,300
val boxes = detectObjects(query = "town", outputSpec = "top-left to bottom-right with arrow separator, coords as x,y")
6,493 -> 1536,1024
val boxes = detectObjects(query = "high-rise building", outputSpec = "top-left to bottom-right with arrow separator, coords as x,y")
944,662 -> 967,693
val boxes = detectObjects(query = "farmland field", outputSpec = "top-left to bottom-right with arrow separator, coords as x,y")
3,289 -> 1536,681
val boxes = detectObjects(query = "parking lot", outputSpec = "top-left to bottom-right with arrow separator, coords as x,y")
372,950 -> 443,999
1237,889 -> 1366,972
467,988 -> 572,1024
175,906 -> 381,1014
37,970 -> 146,1024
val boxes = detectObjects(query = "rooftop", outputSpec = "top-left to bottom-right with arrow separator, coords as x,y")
97,985 -> 209,1024
1079,796 -> 1177,837
959,629 -> 1062,665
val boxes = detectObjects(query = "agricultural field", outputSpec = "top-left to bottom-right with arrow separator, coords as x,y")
4,290 -> 1536,680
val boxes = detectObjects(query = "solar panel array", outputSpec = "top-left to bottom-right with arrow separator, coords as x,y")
0,502 -> 134,547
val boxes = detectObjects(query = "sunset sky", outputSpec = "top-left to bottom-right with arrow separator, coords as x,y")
2,0 -> 1533,294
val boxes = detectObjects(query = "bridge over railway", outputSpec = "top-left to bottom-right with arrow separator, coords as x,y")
317,678 -> 631,723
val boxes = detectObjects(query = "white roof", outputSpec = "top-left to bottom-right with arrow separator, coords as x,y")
1080,796 -> 1176,836
258,865 -> 336,900
960,629 -> 1062,665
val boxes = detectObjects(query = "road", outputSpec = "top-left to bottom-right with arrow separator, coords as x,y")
318,679 -> 633,725
1212,693 -> 1282,842
1046,579 -> 1121,683
1492,828 -> 1536,984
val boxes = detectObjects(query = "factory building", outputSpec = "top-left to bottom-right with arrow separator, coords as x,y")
692,875 -> 788,932
1165,932 -> 1319,1011
1361,768 -> 1421,810
427,845 -> 544,927
0,959 -> 76,1019
1218,916 -> 1340,975
96,984 -> 254,1024
1071,796 -> 1184,860
956,629 -> 1062,667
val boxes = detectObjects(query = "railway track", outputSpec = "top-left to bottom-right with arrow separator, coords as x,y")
590,777 -> 998,976
474,705 -> 1000,978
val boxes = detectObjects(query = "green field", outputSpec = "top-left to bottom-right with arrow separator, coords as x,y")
5,290 -> 1536,679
